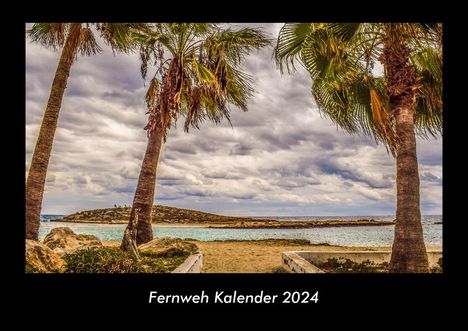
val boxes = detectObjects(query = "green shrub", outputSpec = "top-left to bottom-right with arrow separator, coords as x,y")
64,247 -> 141,273
315,258 -> 442,273
140,252 -> 188,273
315,258 -> 389,273
63,247 -> 189,273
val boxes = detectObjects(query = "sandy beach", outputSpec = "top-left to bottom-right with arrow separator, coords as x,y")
102,239 -> 442,273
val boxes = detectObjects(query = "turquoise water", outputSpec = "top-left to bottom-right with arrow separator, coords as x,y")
38,215 -> 442,247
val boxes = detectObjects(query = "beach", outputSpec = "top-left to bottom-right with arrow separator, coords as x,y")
102,239 -> 443,273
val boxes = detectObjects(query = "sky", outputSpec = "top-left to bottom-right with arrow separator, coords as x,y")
25,23 -> 442,216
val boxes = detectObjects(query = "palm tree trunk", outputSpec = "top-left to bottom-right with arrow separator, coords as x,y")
123,126 -> 164,247
25,23 -> 82,240
390,105 -> 429,272
381,24 -> 429,272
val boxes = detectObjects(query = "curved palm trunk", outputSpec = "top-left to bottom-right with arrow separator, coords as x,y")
381,24 -> 429,272
25,23 -> 82,240
122,127 -> 164,248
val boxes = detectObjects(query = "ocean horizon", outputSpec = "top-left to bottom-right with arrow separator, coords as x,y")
41,214 -> 443,222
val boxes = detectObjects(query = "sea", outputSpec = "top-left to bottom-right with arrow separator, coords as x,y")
38,214 -> 442,247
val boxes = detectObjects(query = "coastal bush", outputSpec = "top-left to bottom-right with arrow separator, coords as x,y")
63,247 -> 189,273
315,258 -> 443,273
315,258 -> 389,273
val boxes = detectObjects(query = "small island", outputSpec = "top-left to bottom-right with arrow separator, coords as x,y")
51,205 -> 395,229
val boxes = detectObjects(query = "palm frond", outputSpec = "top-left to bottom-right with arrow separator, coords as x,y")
180,26 -> 268,132
78,26 -> 102,56
193,60 -> 216,83
205,27 -> 271,66
225,65 -> 254,112
412,45 -> 443,137
27,23 -> 68,49
275,22 -> 442,154
191,23 -> 216,37
369,87 -> 396,150
274,23 -> 313,73
300,27 -> 360,80
96,23 -> 150,53
134,24 -> 269,137
145,78 -> 159,110
418,22 -> 443,46
327,23 -> 362,41
311,61 -> 397,154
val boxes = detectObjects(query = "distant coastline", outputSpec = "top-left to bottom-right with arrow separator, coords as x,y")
49,205 -> 395,229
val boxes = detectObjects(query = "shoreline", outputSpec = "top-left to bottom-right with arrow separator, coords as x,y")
49,219 -> 396,229
101,238 -> 442,250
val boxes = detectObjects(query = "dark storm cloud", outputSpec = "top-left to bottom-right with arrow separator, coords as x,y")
159,179 -> 181,186
115,185 -> 136,194
183,190 -> 209,197
26,23 -> 442,215
272,176 -> 321,190
316,158 -> 393,189
257,127 -> 308,150
229,142 -> 253,155
158,196 -> 180,201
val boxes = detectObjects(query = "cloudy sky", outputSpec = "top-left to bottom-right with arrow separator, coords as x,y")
25,23 -> 442,216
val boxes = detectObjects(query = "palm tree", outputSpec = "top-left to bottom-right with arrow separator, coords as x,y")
275,23 -> 442,272
121,23 -> 270,248
26,23 -> 149,240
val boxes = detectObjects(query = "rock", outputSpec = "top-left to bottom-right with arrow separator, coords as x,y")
43,227 -> 102,256
26,240 -> 65,273
139,237 -> 198,257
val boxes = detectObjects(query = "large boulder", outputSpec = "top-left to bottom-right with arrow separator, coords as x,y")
43,227 -> 102,256
26,239 -> 65,273
139,237 -> 198,257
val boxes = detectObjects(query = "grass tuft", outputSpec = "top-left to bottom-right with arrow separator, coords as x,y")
63,247 -> 189,273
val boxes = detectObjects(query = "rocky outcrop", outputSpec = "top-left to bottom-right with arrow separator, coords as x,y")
54,205 -> 261,224
43,227 -> 102,256
26,240 -> 65,273
139,237 -> 198,257
51,206 -> 395,228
